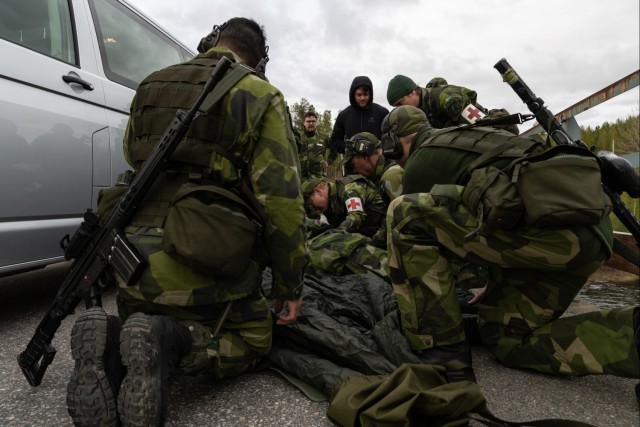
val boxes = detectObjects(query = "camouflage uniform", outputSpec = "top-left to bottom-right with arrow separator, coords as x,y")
416,84 -> 518,135
307,230 -> 388,279
302,175 -> 386,238
116,47 -> 308,378
386,110 -> 639,377
298,130 -> 330,181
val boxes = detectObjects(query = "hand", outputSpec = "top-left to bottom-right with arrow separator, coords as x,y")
274,297 -> 303,325
467,285 -> 487,305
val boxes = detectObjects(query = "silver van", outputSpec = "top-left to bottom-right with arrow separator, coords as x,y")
0,0 -> 194,275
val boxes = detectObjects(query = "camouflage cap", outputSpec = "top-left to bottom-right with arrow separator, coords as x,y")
342,132 -> 381,165
387,105 -> 429,136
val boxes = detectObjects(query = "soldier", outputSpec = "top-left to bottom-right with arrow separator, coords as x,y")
386,75 -> 520,135
66,18 -> 308,426
342,132 -> 403,207
302,175 -> 386,239
382,105 -> 639,380
298,110 -> 330,181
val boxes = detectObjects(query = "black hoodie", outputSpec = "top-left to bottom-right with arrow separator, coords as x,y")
330,76 -> 390,156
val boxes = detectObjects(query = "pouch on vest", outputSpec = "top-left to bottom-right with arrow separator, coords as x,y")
462,166 -> 523,229
162,183 -> 262,277
511,145 -> 612,227
96,171 -> 136,219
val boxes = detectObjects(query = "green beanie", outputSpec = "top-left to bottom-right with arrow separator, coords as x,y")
301,178 -> 326,202
386,75 -> 418,105
387,106 -> 429,136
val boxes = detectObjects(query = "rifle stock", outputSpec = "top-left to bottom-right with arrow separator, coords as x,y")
18,55 -> 234,386
494,58 -> 640,248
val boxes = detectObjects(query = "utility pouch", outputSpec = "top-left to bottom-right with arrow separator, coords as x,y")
162,183 -> 262,277
510,145 -> 612,227
462,166 -> 523,229
96,171 -> 136,219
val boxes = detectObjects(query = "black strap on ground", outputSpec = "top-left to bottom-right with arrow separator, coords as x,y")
471,408 -> 598,427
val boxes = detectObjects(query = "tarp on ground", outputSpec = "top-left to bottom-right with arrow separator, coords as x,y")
262,269 -> 441,400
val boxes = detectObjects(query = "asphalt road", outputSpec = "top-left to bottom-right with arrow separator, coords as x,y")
0,263 -> 638,426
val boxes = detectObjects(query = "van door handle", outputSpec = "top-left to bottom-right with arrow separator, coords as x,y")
62,73 -> 94,91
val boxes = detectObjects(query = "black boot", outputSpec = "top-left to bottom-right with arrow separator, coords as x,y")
417,340 -> 476,383
67,307 -> 125,427
117,313 -> 192,426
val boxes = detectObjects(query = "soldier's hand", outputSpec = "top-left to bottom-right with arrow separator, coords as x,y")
274,297 -> 303,325
467,285 -> 487,305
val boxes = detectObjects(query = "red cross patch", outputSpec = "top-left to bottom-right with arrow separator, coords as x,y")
345,197 -> 363,212
461,104 -> 486,124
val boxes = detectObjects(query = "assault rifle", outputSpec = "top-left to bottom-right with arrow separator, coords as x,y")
494,58 -> 640,254
18,56 -> 234,387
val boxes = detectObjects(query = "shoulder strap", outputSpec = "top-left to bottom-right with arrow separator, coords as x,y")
198,64 -> 253,113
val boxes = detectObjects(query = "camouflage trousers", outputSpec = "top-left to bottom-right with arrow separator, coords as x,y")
116,227 -> 272,379
386,185 -> 639,378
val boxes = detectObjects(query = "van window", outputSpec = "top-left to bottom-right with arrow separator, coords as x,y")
0,0 -> 77,64
89,0 -> 184,89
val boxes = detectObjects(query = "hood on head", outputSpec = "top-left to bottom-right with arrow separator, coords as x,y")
349,76 -> 374,109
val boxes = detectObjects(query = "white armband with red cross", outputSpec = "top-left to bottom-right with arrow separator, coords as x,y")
345,197 -> 364,212
461,104 -> 486,124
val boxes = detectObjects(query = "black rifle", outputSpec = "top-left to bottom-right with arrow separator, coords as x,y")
494,58 -> 640,254
18,56 -> 234,387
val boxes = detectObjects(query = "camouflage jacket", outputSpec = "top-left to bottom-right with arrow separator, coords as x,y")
122,47 -> 308,300
418,85 -> 489,128
371,155 -> 404,206
324,176 -> 386,237
298,130 -> 329,180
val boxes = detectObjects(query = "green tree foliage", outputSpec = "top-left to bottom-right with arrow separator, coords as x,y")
289,98 -> 333,138
579,112 -> 639,233
580,113 -> 639,154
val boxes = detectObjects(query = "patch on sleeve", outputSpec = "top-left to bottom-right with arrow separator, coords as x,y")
345,197 -> 363,212
461,104 -> 486,124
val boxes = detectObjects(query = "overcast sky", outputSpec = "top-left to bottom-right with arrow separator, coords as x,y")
131,0 -> 639,132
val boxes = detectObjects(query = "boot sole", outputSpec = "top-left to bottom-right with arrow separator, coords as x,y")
118,313 -> 162,427
67,307 -> 118,427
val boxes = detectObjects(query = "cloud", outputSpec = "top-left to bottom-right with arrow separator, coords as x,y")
131,0 -> 639,129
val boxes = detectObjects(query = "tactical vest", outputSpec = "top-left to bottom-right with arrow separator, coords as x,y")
127,51 -> 260,229
419,127 -> 546,183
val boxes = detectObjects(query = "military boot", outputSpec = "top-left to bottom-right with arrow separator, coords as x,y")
117,313 -> 192,427
67,307 -> 125,427
417,340 -> 476,384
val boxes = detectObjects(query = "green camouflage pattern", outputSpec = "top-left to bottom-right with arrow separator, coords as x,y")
385,106 -> 430,136
298,131 -> 330,180
418,85 -> 488,128
113,47 -> 309,377
121,47 -> 308,302
322,177 -> 386,237
307,229 -> 388,279
387,187 -> 638,377
374,156 -> 404,205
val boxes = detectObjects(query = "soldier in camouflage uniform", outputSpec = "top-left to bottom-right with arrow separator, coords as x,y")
298,111 -> 330,181
66,18 -> 308,427
386,75 -> 520,135
302,175 -> 386,239
342,132 -> 403,207
383,105 -> 639,379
